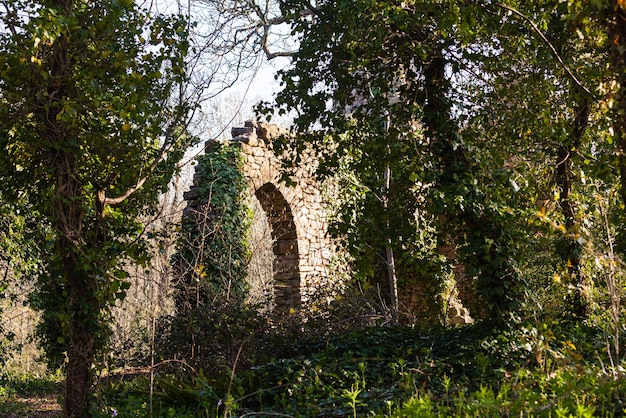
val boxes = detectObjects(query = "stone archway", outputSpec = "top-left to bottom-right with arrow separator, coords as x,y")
254,182 -> 300,310
187,121 -> 332,311
184,121 -> 476,323
232,121 -> 332,310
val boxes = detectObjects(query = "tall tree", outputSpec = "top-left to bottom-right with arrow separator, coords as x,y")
0,0 -> 194,415
471,1 -> 613,318
262,0 -> 524,320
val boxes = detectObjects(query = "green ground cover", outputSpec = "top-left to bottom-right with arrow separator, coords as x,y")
81,319 -> 626,417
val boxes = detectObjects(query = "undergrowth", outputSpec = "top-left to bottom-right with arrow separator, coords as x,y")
0,371 -> 63,415
92,319 -> 626,417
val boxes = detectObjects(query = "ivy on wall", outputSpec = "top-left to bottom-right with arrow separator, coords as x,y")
173,143 -> 252,314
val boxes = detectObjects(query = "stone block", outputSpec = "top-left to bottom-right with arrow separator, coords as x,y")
257,123 -> 289,140
231,126 -> 254,137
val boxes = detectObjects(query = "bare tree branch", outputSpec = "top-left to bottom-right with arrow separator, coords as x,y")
189,0 -> 311,88
0,0 -> 19,36
102,134 -> 180,206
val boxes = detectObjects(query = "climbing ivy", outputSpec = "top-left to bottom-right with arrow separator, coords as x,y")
173,143 -> 252,313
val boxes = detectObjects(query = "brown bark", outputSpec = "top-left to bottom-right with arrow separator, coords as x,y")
49,149 -> 97,417
62,253 -> 98,418
556,97 -> 590,318
54,159 -> 97,417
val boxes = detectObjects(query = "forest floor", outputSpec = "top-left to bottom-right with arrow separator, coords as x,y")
1,394 -> 62,417
0,367 -> 151,417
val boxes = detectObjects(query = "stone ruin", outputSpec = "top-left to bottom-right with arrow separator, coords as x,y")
184,121 -> 474,324
184,121 -> 333,311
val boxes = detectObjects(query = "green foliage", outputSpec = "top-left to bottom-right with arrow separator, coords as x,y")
93,372 -> 220,418
99,319 -> 626,417
157,300 -> 268,377
0,0 -> 195,413
173,143 -> 251,311
168,143 -> 254,377
386,361 -> 626,417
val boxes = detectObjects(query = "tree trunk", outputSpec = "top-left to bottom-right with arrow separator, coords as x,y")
382,115 -> 399,322
63,265 -> 98,417
384,162 -> 399,322
43,1 -> 100,413
611,2 -> 626,208
385,244 -> 399,322
555,96 -> 590,318
53,155 -> 98,418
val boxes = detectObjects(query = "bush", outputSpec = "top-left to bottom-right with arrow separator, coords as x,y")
157,300 -> 269,379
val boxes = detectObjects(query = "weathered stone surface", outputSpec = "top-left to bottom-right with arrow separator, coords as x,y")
447,298 -> 474,325
231,126 -> 254,137
257,122 -> 289,140
186,121 -> 332,310
186,121 -> 334,312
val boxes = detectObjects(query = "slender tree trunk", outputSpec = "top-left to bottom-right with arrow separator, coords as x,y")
382,116 -> 399,322
611,2 -> 626,208
556,96 -> 590,318
384,163 -> 399,322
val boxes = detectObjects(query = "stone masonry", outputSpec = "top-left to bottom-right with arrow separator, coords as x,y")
185,120 -> 474,323
187,121 -> 332,311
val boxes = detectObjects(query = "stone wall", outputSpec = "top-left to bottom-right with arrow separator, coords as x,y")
186,121 -> 333,311
185,120 -> 475,323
